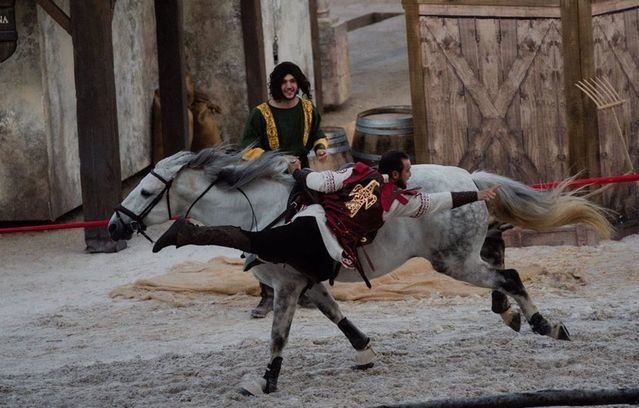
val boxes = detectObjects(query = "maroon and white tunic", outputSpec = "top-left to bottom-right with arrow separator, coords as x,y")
293,163 -> 456,267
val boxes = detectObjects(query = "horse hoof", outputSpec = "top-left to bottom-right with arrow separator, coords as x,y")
353,344 -> 376,369
501,309 -> 521,332
510,312 -> 522,332
239,378 -> 266,396
552,323 -> 571,341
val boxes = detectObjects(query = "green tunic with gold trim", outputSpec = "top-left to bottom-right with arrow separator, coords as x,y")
241,98 -> 327,168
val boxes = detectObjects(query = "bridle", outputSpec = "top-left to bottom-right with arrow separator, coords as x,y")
114,170 -> 176,243
113,169 -> 268,243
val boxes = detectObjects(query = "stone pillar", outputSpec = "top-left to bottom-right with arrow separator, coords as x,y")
318,0 -> 350,108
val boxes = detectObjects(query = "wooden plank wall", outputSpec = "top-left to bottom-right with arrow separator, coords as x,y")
420,15 -> 567,185
593,7 -> 639,218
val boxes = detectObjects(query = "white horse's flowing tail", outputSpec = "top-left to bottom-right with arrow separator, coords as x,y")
472,171 -> 613,239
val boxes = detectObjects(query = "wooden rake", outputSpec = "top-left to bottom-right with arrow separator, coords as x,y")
575,77 -> 634,172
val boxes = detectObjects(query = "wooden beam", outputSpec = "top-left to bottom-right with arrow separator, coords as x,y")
402,0 -> 559,6
403,4 -> 430,164
592,0 -> 639,16
346,12 -> 402,32
309,0 -> 324,113
36,0 -> 71,35
241,0 -> 268,110
561,0 -> 600,179
417,4 -> 561,18
154,0 -> 189,156
69,0 -> 125,253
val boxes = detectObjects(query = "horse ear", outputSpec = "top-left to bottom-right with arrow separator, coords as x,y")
164,163 -> 187,178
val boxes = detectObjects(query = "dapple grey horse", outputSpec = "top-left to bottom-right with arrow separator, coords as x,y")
108,147 -> 611,394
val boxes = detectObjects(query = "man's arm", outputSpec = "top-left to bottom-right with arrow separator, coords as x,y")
388,186 -> 499,218
289,159 -> 352,193
309,105 -> 328,160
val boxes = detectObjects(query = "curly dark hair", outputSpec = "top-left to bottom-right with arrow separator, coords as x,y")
379,150 -> 410,176
268,61 -> 312,101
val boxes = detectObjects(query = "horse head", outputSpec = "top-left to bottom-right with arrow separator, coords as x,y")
108,146 -> 293,242
108,151 -> 193,241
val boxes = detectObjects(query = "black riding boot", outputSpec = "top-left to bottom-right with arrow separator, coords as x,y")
251,283 -> 274,319
153,218 -> 252,253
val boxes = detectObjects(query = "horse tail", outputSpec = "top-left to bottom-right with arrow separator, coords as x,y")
471,171 -> 613,239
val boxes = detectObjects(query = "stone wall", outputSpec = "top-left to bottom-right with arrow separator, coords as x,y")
0,0 -> 50,220
0,0 -> 158,221
183,1 -> 248,142
37,0 -> 78,219
111,0 -> 158,179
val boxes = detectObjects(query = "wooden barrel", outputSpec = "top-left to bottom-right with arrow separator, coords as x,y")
308,127 -> 353,171
351,106 -> 415,166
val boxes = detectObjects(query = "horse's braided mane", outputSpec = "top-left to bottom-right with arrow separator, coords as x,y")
155,144 -> 291,189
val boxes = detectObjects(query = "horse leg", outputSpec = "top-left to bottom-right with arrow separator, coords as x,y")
481,224 -> 521,332
304,283 -> 376,369
240,277 -> 306,396
434,256 -> 570,341
496,267 -> 570,340
491,290 -> 521,332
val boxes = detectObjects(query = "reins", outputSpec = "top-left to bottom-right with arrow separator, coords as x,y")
184,180 -> 218,218
116,169 -> 290,244
114,170 -> 174,243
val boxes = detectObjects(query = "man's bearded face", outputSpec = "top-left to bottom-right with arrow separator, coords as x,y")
280,74 -> 298,100
395,159 -> 411,189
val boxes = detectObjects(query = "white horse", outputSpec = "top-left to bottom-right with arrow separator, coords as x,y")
108,146 -> 611,395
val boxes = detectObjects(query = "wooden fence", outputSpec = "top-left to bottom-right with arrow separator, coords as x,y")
403,0 -> 639,218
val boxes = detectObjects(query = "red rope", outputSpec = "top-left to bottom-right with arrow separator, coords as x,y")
0,220 -> 108,234
0,216 -> 181,234
530,173 -> 639,190
1,174 -> 638,234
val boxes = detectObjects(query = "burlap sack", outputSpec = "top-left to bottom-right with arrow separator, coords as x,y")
191,92 -> 221,151
152,73 -> 221,163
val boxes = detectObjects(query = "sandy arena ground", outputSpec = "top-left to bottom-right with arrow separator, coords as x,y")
1,223 -> 638,407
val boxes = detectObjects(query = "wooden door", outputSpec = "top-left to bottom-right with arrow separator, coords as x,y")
420,16 -> 567,185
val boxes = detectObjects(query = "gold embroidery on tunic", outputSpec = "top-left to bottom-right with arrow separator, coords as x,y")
346,180 -> 380,217
256,98 -> 313,150
257,103 -> 279,150
301,98 -> 313,146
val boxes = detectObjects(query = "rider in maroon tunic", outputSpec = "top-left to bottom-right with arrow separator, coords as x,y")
152,151 -> 499,287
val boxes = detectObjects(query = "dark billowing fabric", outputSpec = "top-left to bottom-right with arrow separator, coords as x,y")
245,217 -> 337,283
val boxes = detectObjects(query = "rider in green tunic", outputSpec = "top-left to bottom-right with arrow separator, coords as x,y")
241,62 -> 328,318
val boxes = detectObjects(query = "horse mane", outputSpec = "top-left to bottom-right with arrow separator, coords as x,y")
155,145 -> 291,189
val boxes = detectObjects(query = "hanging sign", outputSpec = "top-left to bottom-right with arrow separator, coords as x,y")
0,0 -> 17,63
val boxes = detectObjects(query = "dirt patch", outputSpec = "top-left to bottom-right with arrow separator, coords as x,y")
109,251 -> 595,306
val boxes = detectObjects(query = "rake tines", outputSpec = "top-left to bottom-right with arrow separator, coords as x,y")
576,76 -> 624,109
576,76 -> 633,172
